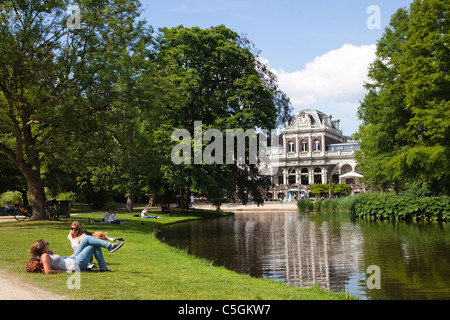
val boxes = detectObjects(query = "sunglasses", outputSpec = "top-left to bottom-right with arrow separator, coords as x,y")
71,227 -> 80,231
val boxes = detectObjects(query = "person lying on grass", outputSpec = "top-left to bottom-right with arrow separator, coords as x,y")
29,236 -> 124,274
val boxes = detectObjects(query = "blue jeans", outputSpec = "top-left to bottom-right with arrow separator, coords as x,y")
69,236 -> 111,270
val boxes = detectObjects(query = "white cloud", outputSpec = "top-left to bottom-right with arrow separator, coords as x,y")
272,44 -> 376,106
264,44 -> 377,134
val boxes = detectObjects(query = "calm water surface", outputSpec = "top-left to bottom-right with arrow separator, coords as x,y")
157,211 -> 450,300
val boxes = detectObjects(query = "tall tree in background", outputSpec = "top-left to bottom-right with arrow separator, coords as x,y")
154,25 -> 292,208
357,0 -> 449,194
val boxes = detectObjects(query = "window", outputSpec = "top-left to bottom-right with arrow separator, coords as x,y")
278,175 -> 284,185
288,175 -> 296,185
314,168 -> 322,184
301,168 -> 309,185
301,139 -> 308,152
313,139 -> 321,151
288,140 -> 295,153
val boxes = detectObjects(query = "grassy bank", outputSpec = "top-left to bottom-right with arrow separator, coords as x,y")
0,207 -> 354,300
298,194 -> 450,222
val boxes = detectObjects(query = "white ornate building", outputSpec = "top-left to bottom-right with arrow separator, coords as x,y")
266,110 -> 364,200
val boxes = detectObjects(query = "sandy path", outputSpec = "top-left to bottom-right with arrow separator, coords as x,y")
0,270 -> 66,300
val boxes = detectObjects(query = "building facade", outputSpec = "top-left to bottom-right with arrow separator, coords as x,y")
266,110 -> 364,200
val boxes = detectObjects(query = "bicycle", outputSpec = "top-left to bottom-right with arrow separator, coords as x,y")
12,207 -> 33,221
45,200 -> 63,221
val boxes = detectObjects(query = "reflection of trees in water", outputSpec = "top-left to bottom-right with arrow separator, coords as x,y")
233,212 -> 364,292
160,211 -> 450,299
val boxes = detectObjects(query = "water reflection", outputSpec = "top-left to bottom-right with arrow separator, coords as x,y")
158,211 -> 450,300
232,212 -> 365,294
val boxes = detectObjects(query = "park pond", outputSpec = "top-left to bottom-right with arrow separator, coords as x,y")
157,210 -> 450,300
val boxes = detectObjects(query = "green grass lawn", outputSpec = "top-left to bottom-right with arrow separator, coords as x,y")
0,207 -> 355,300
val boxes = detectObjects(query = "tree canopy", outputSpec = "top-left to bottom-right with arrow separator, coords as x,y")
0,1 -> 292,218
356,0 -> 449,195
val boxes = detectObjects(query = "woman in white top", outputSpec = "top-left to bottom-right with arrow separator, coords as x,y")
68,221 -> 87,253
68,221 -> 124,270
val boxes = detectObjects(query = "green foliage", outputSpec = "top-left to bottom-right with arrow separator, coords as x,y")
313,198 -> 324,210
322,198 -> 337,211
153,25 -> 291,207
351,195 -> 450,222
309,184 -> 329,196
0,0 -> 156,216
357,0 -> 450,195
331,183 -> 351,196
0,191 -> 22,207
297,199 -> 314,211
0,3 -> 293,213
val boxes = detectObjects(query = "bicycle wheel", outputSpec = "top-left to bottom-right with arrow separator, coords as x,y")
47,208 -> 59,221
46,208 -> 53,221
14,210 -> 29,221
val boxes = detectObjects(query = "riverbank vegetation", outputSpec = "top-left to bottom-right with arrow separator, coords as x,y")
0,208 -> 354,300
351,195 -> 449,222
298,193 -> 450,222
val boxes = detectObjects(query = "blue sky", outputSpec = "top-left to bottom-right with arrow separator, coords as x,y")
140,0 -> 413,135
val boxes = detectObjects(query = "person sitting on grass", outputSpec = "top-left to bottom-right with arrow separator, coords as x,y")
161,204 -> 171,214
29,236 -> 124,274
68,221 -> 124,270
141,206 -> 163,219
68,221 -> 124,254
103,208 -> 124,224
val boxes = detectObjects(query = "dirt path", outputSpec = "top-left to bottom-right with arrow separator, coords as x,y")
0,270 -> 66,300
0,216 -> 67,300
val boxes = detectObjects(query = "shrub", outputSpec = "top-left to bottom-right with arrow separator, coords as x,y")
322,198 -> 337,211
331,183 -> 351,196
313,198 -> 324,210
0,191 -> 23,206
297,199 -> 313,211
350,195 -> 450,222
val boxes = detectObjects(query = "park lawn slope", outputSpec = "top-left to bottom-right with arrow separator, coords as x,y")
0,209 -> 354,300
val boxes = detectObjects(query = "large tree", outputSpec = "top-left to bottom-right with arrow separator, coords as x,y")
356,0 -> 449,195
154,25 -> 292,208
0,0 -> 154,218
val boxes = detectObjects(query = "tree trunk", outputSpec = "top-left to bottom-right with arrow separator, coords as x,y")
126,194 -> 134,212
179,189 -> 190,209
148,190 -> 158,207
125,176 -> 135,212
15,188 -> 29,207
24,168 -> 47,220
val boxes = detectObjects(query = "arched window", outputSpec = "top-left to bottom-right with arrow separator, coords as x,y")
301,168 -> 309,185
301,139 -> 308,152
314,168 -> 322,184
313,139 -> 321,151
288,140 -> 295,153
